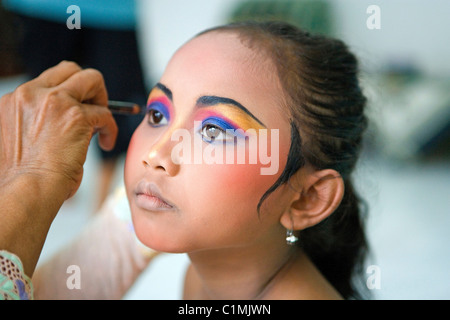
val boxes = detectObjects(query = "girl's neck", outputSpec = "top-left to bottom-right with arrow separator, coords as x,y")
186,239 -> 299,300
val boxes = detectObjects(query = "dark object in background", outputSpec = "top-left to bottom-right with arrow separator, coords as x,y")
0,4 -> 24,76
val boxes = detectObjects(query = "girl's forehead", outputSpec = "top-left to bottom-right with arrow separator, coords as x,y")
161,32 -> 289,130
167,32 -> 258,78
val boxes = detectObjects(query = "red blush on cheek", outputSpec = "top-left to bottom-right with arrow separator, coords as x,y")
126,132 -> 138,155
201,135 -> 289,197
208,162 -> 279,198
124,124 -> 148,186
125,128 -> 141,166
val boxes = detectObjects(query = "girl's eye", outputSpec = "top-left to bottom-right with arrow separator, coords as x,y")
200,124 -> 235,143
147,108 -> 168,126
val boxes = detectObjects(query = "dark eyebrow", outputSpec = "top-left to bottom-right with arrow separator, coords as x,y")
154,82 -> 173,101
197,95 -> 266,127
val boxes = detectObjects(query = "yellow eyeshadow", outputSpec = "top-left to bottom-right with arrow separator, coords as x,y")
197,105 -> 266,132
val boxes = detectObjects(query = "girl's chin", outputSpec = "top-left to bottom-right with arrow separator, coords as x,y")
132,219 -> 189,254
136,233 -> 183,254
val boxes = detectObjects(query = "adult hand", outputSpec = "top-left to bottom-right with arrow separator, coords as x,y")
0,61 -> 118,276
0,61 -> 118,199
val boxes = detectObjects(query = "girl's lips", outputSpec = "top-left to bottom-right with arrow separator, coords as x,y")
134,181 -> 175,211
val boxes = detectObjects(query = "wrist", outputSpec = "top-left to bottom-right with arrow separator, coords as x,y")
6,172 -> 66,214
0,173 -> 67,276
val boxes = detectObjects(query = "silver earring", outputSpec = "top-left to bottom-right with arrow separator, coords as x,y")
286,229 -> 299,245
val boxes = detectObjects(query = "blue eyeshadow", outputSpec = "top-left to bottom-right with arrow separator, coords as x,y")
147,101 -> 171,122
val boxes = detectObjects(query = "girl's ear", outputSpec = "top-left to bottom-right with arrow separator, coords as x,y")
280,169 -> 344,231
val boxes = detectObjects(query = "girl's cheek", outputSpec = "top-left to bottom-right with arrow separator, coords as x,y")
124,125 -> 146,186
189,161 -> 280,207
221,163 -> 273,188
186,134 -> 289,202
215,138 -> 288,191
126,131 -> 138,162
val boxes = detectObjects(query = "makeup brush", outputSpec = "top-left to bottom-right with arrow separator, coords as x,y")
108,100 -> 144,115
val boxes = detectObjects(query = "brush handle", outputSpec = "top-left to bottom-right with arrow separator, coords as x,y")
108,100 -> 143,115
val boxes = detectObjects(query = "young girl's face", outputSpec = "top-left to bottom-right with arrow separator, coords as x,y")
124,32 -> 292,252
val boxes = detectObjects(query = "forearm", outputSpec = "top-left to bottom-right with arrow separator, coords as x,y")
0,174 -> 66,277
32,191 -> 157,299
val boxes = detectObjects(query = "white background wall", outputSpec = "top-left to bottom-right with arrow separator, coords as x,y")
331,0 -> 450,76
136,0 -> 450,86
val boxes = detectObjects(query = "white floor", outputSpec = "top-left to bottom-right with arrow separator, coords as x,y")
1,76 -> 449,300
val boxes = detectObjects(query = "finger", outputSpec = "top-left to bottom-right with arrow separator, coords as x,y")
81,103 -> 118,151
60,68 -> 108,107
34,61 -> 82,88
